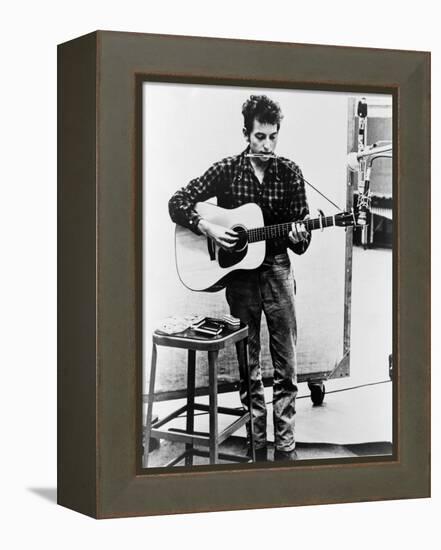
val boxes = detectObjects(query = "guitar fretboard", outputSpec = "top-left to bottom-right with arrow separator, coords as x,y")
247,216 -> 335,243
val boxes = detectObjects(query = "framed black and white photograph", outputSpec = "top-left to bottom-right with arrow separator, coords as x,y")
57,31 -> 430,518
140,83 -> 394,470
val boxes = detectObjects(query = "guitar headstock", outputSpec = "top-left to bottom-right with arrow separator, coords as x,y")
334,211 -> 357,227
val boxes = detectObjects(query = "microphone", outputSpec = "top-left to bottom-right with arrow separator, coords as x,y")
347,142 -> 392,171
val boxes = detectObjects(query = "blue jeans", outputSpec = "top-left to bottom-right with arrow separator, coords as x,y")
226,253 -> 298,452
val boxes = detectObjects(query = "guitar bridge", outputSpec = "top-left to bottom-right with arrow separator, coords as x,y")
207,238 -> 216,261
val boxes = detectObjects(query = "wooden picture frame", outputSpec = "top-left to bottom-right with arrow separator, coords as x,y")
58,31 -> 430,518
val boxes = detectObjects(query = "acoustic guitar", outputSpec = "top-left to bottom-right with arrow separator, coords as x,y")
175,202 -> 356,292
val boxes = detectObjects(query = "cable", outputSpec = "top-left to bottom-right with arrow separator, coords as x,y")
295,379 -> 391,401
170,379 -> 392,417
277,156 -> 344,212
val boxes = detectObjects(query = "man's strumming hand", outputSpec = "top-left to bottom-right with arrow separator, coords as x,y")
198,219 -> 239,250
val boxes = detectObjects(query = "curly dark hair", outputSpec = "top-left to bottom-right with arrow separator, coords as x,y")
242,95 -> 283,135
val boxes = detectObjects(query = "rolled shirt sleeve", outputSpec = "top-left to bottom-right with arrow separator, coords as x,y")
168,161 -> 229,234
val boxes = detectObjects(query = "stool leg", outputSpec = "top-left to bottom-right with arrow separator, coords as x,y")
185,349 -> 196,466
208,350 -> 219,465
143,343 -> 157,468
237,338 -> 256,461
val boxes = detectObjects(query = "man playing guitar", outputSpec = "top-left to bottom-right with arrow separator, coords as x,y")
169,95 -> 311,462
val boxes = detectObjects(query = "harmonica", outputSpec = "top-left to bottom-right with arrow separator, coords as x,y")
245,153 -> 276,159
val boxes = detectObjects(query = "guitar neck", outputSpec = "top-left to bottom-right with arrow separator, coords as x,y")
247,215 -> 336,243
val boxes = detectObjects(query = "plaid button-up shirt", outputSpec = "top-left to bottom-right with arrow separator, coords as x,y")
169,148 -> 311,255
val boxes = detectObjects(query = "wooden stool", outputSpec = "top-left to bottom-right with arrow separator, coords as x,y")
143,324 -> 255,467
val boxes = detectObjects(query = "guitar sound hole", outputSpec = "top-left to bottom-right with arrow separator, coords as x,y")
218,226 -> 248,269
231,225 -> 248,252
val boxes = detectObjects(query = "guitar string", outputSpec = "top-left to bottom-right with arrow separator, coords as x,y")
247,217 -> 335,232
247,216 -> 337,242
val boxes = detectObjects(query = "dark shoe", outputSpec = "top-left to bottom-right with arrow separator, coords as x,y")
274,448 -> 298,462
248,446 -> 268,462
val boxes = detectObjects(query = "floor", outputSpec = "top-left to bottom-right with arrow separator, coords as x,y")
144,247 -> 393,468
145,378 -> 392,468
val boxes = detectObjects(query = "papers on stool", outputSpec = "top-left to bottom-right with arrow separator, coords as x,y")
155,313 -> 240,336
156,313 -> 204,335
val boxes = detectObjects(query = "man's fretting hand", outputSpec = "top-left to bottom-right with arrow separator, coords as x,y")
289,221 -> 309,245
198,219 -> 239,250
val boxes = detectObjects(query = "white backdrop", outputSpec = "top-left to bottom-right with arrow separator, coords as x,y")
1,1 -> 438,548
143,84 -> 352,390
